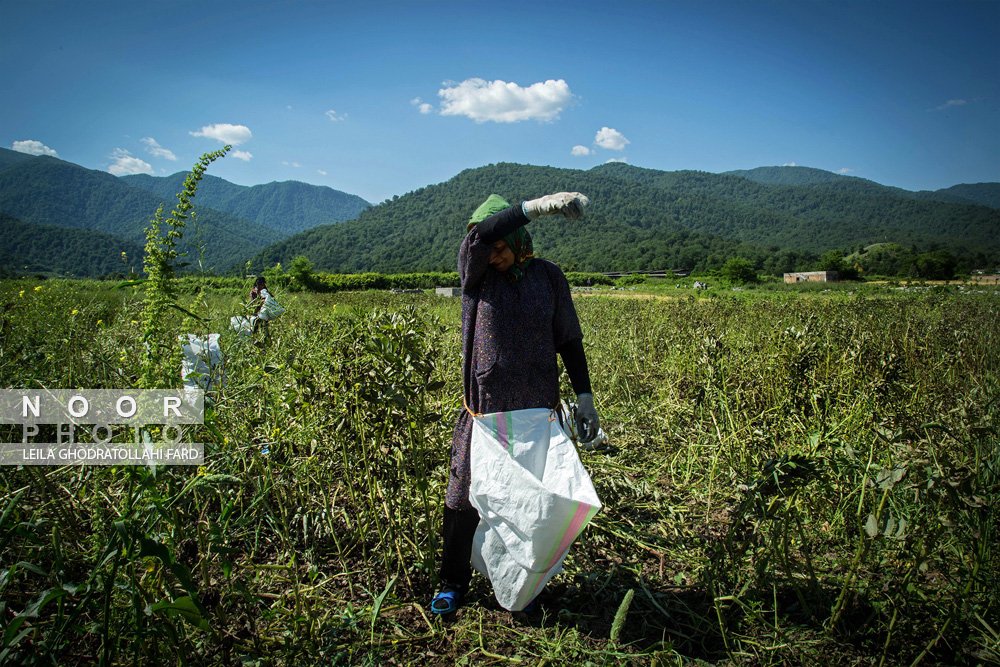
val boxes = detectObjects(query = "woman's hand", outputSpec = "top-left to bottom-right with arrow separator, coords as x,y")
575,393 -> 600,442
522,193 -> 590,221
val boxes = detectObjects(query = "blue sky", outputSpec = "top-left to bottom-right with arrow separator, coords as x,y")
3,0 -> 997,203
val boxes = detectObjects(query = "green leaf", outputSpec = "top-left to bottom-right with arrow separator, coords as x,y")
14,562 -> 47,578
138,536 -> 202,602
0,489 -> 27,554
2,615 -> 30,649
864,514 -> 878,538
371,576 -> 397,624
168,302 -> 210,322
148,595 -> 212,632
23,587 -> 68,617
0,489 -> 25,534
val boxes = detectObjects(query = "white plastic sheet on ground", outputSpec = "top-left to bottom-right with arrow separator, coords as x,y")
257,289 -> 285,321
179,334 -> 224,404
469,405 -> 602,611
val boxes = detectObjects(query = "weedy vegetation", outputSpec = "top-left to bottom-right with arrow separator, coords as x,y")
0,157 -> 996,666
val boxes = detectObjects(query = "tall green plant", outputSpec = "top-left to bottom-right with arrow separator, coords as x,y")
138,146 -> 230,389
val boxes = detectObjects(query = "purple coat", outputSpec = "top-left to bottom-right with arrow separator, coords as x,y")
445,227 -> 583,510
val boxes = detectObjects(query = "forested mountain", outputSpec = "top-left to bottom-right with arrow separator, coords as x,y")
723,165 -> 904,194
249,162 -> 999,274
594,163 -> 998,251
724,165 -> 1000,209
1,147 -> 996,277
0,148 -> 36,171
913,183 -> 1000,209
0,211 -> 145,278
121,172 -> 370,235
0,149 -> 284,272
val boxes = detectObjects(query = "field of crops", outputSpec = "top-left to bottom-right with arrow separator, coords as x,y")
0,278 -> 997,666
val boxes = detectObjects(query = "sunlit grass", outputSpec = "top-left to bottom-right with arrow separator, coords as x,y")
0,278 -> 997,666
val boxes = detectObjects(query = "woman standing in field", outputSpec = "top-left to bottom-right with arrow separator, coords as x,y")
431,192 -> 601,614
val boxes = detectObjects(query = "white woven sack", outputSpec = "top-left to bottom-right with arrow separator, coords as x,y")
257,289 -> 285,321
230,315 -> 255,336
179,334 -> 224,403
469,405 -> 601,611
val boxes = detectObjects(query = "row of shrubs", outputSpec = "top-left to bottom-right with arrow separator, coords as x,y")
173,271 -> 615,294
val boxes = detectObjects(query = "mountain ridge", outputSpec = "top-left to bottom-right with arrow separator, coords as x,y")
120,172 -> 370,235
0,152 -> 282,272
1,148 -> 996,276
248,162 -> 999,274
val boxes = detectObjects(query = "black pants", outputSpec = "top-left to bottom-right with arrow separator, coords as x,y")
439,505 -> 481,595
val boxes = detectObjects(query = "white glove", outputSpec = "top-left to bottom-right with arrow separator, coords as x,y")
575,393 -> 600,442
522,192 -> 590,221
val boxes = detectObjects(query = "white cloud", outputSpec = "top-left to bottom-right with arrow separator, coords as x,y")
929,99 -> 967,112
282,161 -> 302,168
231,150 -> 253,161
140,137 -> 177,161
189,123 -> 252,145
594,127 -> 629,151
411,97 -> 435,114
12,140 -> 58,157
571,145 -> 593,156
326,109 -> 347,122
108,148 -> 153,176
605,157 -> 628,163
317,169 -> 327,176
438,78 -> 574,123
783,162 -> 797,167
836,167 -> 854,174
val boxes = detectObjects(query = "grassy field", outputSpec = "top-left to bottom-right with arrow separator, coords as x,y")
0,278 -> 997,666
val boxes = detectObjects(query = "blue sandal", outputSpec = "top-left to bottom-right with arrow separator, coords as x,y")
431,590 -> 461,615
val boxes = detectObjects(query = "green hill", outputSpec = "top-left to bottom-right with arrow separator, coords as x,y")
723,165 -> 899,192
598,163 -> 998,252
0,149 -> 285,272
248,163 -> 815,274
249,162 -> 999,274
121,172 -> 371,235
915,183 -> 1000,209
0,148 -> 36,171
724,165 -> 1000,209
0,211 -> 145,278
2,149 -> 996,276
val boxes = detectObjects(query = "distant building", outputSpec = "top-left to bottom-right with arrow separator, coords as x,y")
784,271 -> 839,284
435,287 -> 462,297
971,275 -> 999,285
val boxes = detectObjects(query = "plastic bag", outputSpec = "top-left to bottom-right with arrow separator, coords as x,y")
179,334 -> 224,402
257,289 -> 285,321
230,315 -> 256,336
469,405 -> 602,611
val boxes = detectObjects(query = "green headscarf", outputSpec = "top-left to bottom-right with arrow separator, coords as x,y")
467,194 -> 534,283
